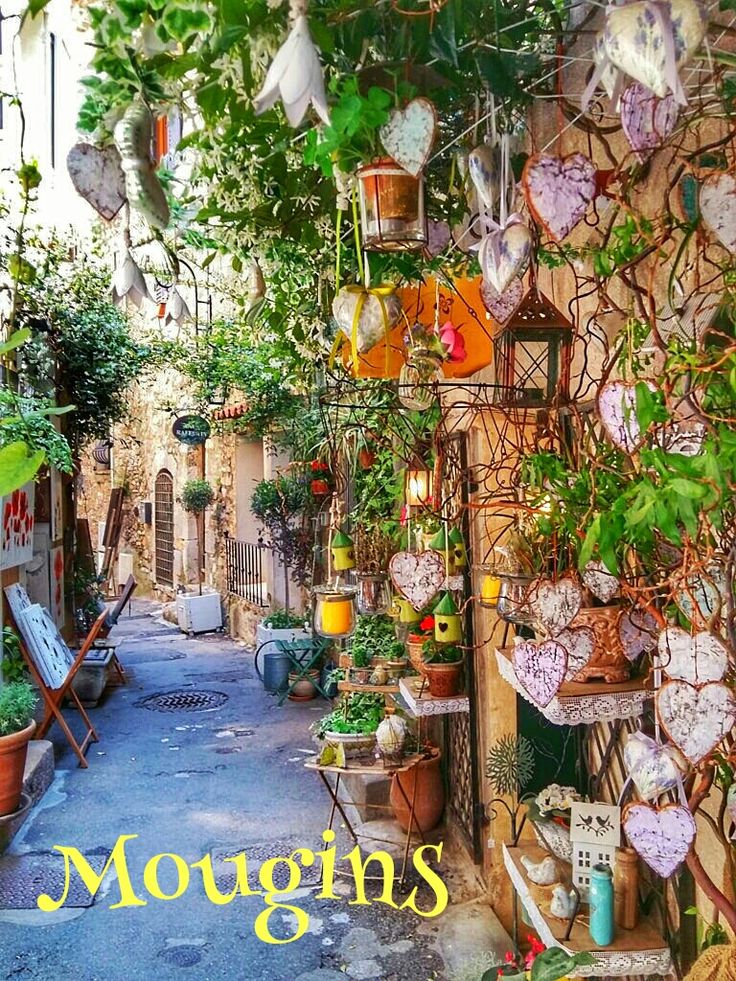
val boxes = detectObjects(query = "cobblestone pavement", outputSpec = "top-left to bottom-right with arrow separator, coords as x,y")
0,602 -> 449,981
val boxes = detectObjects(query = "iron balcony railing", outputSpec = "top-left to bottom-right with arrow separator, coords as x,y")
224,535 -> 268,607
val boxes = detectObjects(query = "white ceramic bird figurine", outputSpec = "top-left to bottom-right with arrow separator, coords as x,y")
521,854 -> 559,886
253,1 -> 330,128
549,885 -> 577,920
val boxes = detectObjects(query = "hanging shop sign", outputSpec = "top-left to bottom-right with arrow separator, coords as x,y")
172,414 -> 211,446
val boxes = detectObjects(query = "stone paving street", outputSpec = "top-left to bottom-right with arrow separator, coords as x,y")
0,602 -> 455,981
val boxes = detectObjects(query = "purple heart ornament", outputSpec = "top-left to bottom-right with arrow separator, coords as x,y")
480,277 -> 523,325
623,802 -> 696,878
620,83 -> 679,164
522,152 -> 597,242
513,640 -> 568,707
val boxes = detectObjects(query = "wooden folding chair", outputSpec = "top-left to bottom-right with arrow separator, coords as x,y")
92,574 -> 137,685
4,584 -> 107,768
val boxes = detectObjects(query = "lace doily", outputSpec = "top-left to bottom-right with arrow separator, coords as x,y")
495,649 -> 652,725
398,677 -> 470,717
502,845 -> 673,978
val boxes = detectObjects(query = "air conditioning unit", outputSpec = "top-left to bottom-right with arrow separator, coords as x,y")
176,589 -> 223,635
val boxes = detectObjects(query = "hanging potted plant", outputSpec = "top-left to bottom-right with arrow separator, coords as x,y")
0,681 -> 37,817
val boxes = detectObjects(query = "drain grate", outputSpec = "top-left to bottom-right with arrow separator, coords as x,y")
0,851 -> 110,909
158,946 -> 203,967
137,689 -> 229,713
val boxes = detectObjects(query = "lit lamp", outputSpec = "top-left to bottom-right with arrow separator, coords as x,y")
406,457 -> 432,507
330,529 -> 356,572
314,586 -> 358,640
356,158 -> 427,253
474,563 -> 501,609
433,591 -> 463,643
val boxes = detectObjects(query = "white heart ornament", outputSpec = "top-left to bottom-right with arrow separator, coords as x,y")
468,144 -> 500,211
604,0 -> 707,100
379,98 -> 436,178
479,222 -> 532,295
513,639 -> 568,707
597,380 -> 656,452
619,608 -> 658,660
656,680 -> 736,765
332,287 -> 402,354
522,153 -> 597,242
556,627 -> 596,682
480,277 -> 523,325
582,560 -> 620,603
656,627 -> 729,684
388,550 -> 445,611
624,731 -> 685,801
66,144 -> 127,221
530,577 -> 582,636
700,172 -> 736,253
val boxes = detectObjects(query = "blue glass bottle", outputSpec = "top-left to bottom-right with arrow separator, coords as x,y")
589,863 -> 615,946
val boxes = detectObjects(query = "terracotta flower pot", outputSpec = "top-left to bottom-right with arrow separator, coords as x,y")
407,634 -> 428,675
358,448 -> 375,469
0,721 -> 35,817
390,747 -> 444,833
423,657 -> 464,698
569,605 -> 630,683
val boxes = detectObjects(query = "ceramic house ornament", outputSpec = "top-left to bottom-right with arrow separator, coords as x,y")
570,802 -> 621,900
388,550 -> 445,611
623,802 -> 696,878
699,172 -> 736,253
521,153 -> 597,242
433,591 -> 462,643
253,9 -> 330,128
113,101 -> 170,230
379,98 -> 436,178
330,529 -> 356,572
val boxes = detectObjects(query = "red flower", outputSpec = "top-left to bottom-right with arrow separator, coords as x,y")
399,504 -> 408,526
310,460 -> 328,472
11,490 -> 19,516
419,615 -> 434,631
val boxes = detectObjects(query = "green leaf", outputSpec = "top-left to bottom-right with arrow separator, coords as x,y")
578,514 -> 600,570
530,949 -> 596,981
162,5 -> 213,41
428,1 -> 458,67
0,442 -> 45,497
26,0 -> 51,16
0,328 -> 31,356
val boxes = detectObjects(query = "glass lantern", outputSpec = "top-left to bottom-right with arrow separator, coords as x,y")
398,348 -> 443,410
356,573 -> 391,615
313,586 -> 358,640
405,456 -> 432,507
474,563 -> 502,609
357,158 -> 427,252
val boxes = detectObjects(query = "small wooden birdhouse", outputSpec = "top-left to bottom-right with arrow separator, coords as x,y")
331,529 -> 356,571
493,287 -> 573,407
569,802 -> 621,901
449,527 -> 467,569
395,597 -> 421,625
433,591 -> 462,643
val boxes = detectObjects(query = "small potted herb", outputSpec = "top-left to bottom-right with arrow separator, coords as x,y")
0,681 -> 37,817
311,692 -> 384,759
421,640 -> 464,698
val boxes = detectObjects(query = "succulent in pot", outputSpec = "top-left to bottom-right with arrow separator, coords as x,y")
0,681 -> 38,816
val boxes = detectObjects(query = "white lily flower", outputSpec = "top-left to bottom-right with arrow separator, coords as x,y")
253,15 -> 330,128
111,248 -> 150,308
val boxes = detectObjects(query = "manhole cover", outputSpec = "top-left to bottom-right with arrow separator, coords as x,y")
159,946 -> 203,967
137,689 -> 228,712
210,841 -> 322,889
0,852 -> 109,909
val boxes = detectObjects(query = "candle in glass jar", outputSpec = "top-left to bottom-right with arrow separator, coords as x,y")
318,596 -> 354,637
481,574 -> 500,605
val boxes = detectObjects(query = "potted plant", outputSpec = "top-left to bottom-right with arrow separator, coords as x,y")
176,478 -> 222,634
407,613 -> 435,674
421,640 -> 465,697
0,681 -> 37,817
349,614 -> 401,683
255,607 -> 310,652
390,744 -> 444,833
311,692 -> 384,759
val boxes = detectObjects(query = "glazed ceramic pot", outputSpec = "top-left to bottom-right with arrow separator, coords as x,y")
390,746 -> 444,833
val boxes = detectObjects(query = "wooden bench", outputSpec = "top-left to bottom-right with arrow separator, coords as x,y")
4,584 -> 107,767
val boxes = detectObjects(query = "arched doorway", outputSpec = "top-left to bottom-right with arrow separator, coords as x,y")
154,469 -> 174,587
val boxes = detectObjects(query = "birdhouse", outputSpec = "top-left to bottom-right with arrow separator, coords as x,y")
395,598 -> 422,625
493,287 -> 573,407
331,529 -> 356,571
569,801 -> 621,901
433,591 -> 462,643
449,527 -> 467,569
357,158 -> 427,252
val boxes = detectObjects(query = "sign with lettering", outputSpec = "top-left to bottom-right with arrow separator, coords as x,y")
172,415 -> 210,446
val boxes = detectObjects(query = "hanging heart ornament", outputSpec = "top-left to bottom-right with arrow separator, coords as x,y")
468,143 -> 500,211
620,83 -> 679,163
619,608 -> 658,660
512,639 -> 568,708
582,560 -> 620,603
379,98 -> 436,178
480,278 -> 523,326
603,0 -> 707,101
624,732 -> 686,801
389,550 -> 445,611
623,802 -> 696,878
699,172 -> 736,254
656,680 -> 736,764
478,221 -> 533,295
66,144 -> 127,221
556,627 -> 596,682
656,627 -> 729,684
522,153 -> 597,242
332,286 -> 402,355
597,380 -> 656,452
530,577 -> 582,636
